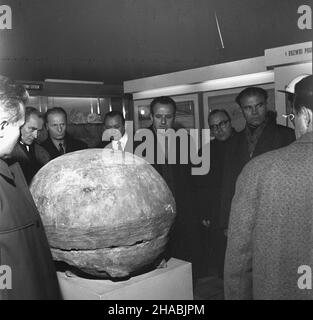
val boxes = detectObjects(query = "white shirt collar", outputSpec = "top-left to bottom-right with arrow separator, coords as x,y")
112,132 -> 128,151
20,140 -> 30,152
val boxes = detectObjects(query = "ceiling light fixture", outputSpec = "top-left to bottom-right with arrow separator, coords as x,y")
45,79 -> 104,85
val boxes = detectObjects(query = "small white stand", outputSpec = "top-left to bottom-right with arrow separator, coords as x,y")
57,258 -> 193,300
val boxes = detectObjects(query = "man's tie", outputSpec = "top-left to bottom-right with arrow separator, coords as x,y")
20,141 -> 29,153
59,143 -> 65,154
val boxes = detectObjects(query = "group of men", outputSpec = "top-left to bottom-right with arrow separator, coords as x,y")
4,94 -> 202,280
210,87 -> 295,277
201,75 -> 313,299
224,76 -> 313,299
7,106 -> 87,184
2,72 -> 313,299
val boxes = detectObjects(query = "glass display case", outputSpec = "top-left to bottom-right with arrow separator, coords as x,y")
26,95 -> 131,147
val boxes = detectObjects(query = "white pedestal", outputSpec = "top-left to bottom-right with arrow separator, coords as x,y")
57,258 -> 193,300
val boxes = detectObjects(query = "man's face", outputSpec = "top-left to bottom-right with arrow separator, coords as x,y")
150,103 -> 175,131
240,94 -> 267,127
293,108 -> 312,139
104,116 -> 125,141
21,114 -> 44,145
0,118 -> 25,158
209,112 -> 232,141
46,113 -> 67,140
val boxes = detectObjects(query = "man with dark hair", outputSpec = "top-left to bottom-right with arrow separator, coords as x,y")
7,106 -> 50,184
150,96 -> 177,119
225,75 -> 313,300
148,95 -> 177,195
98,111 -> 127,150
146,96 -> 201,280
218,86 -> 296,279
42,107 -> 87,159
235,86 -> 268,108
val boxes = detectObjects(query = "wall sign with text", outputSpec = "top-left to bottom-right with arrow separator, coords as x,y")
265,42 -> 312,68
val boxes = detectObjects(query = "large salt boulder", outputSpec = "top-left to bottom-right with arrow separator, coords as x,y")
30,149 -> 176,278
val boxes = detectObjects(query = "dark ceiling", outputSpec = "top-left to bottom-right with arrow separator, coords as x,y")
0,0 -> 312,85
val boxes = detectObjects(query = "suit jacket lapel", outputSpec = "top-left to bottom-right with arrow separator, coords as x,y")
18,142 -> 32,162
0,159 -> 15,186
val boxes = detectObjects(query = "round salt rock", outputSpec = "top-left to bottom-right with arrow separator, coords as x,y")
30,149 -> 176,278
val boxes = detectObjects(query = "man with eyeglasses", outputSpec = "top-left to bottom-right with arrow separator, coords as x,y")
224,75 -> 313,300
193,109 -> 236,278
209,109 -> 234,142
218,87 -> 295,281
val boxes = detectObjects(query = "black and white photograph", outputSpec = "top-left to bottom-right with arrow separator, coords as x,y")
0,0 -> 312,305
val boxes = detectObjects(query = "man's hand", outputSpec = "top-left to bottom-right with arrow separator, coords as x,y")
223,228 -> 228,237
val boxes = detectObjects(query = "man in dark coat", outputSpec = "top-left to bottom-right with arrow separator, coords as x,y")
218,87 -> 295,278
7,107 -> 50,185
193,109 -> 236,278
224,75 -> 313,300
220,88 -> 296,230
41,107 -> 87,159
141,96 -> 201,280
0,80 -> 61,299
0,162 -> 61,299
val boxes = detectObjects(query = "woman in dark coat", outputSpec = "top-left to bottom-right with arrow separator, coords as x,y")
0,79 -> 61,300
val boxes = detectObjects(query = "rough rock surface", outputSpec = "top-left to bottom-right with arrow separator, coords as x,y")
30,149 -> 176,277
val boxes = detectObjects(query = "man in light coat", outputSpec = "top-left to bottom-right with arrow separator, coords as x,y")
224,75 -> 313,299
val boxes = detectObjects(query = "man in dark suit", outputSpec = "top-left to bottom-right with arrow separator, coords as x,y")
7,107 -> 50,185
193,109 -> 236,278
144,96 -> 201,280
98,111 -> 137,152
199,109 -> 236,228
218,87 -> 296,278
220,87 -> 296,230
42,107 -> 87,159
